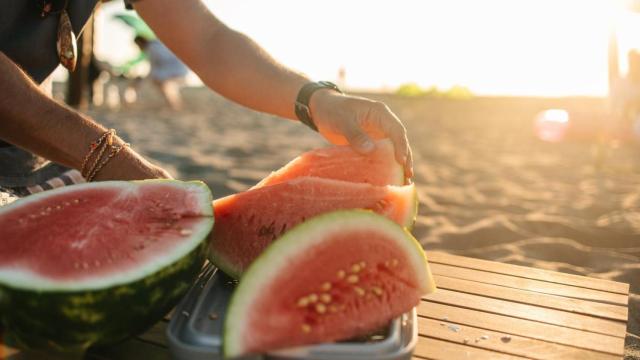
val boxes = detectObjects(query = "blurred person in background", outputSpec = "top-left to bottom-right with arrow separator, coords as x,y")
118,36 -> 189,110
0,0 -> 412,205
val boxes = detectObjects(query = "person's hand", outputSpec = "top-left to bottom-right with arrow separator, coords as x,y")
309,90 -> 413,179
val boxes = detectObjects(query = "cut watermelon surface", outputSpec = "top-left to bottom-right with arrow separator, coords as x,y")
224,210 -> 435,357
253,139 -> 405,188
210,177 -> 417,277
0,180 -> 213,353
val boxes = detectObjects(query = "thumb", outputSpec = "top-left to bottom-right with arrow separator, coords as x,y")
342,121 -> 375,154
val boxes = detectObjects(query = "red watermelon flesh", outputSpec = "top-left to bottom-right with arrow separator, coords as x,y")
252,139 -> 404,189
224,210 -> 435,356
0,181 -> 213,288
210,177 -> 417,278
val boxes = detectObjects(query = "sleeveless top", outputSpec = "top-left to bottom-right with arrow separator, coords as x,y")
0,0 -> 99,187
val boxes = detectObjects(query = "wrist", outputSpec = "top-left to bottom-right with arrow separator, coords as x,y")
91,146 -> 171,181
308,88 -> 341,120
294,81 -> 342,131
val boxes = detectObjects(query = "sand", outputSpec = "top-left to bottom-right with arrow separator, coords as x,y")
73,82 -> 640,356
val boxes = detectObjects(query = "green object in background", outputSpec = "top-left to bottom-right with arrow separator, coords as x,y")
113,13 -> 156,40
116,51 -> 148,75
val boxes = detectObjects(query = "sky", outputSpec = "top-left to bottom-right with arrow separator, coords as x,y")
93,0 -> 640,97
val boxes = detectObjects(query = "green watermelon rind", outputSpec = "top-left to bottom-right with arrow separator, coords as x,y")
223,210 -> 435,357
395,183 -> 418,230
0,241 -> 208,353
0,180 -> 214,291
0,180 -> 215,353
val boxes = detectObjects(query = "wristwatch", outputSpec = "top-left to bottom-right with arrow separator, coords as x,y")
294,81 -> 343,131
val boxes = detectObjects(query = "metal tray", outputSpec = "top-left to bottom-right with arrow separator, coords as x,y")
167,265 -> 418,360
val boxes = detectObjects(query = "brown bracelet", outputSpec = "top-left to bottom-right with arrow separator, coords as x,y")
81,129 -> 130,181
85,142 -> 130,182
80,129 -> 114,178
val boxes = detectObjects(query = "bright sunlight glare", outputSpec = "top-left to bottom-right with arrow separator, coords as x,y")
94,0 -> 640,96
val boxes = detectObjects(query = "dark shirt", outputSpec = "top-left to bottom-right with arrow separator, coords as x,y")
0,0 -> 99,186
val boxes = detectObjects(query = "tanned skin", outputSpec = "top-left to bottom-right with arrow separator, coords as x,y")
0,0 -> 412,181
135,0 -> 412,177
0,53 -> 170,180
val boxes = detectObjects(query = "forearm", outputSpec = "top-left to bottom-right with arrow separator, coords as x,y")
135,0 -> 309,120
0,52 -> 169,181
192,28 -> 309,120
0,52 -> 104,169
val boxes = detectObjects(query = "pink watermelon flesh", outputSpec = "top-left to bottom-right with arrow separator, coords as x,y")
224,211 -> 435,356
252,139 -> 404,189
210,177 -> 416,277
0,181 -> 212,285
248,231 -> 420,350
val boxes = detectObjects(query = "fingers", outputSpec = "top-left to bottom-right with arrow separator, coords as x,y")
341,120 -> 375,154
370,104 -> 413,179
404,145 -> 414,180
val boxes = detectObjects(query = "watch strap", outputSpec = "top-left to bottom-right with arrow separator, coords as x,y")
294,81 -> 342,131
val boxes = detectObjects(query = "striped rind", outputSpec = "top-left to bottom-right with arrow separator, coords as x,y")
0,179 -> 214,352
0,239 -> 208,352
0,180 -> 214,291
223,210 -> 435,357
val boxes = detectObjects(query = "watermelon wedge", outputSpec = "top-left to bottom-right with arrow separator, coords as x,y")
224,210 -> 435,356
0,180 -> 213,354
210,177 -> 417,278
253,139 -> 405,188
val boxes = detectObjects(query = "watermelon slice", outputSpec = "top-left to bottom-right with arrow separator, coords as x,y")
210,177 -> 417,278
0,180 -> 213,354
224,210 -> 435,356
253,139 -> 405,188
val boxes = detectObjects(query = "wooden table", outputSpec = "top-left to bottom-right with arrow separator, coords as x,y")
1,252 -> 630,359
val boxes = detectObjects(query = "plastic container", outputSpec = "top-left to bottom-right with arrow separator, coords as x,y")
167,264 -> 418,360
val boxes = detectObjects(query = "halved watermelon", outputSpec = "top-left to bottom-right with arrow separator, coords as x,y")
0,180 -> 213,354
224,210 -> 435,356
210,177 -> 417,278
252,139 -> 405,188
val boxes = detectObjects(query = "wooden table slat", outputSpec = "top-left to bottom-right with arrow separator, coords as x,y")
136,321 -> 169,348
433,275 -> 628,321
418,316 -> 619,360
430,263 -> 629,305
423,289 -> 627,337
427,251 -> 630,294
413,336 -> 527,359
418,301 -> 625,355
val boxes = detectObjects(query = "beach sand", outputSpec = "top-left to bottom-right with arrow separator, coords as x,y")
77,83 -> 640,356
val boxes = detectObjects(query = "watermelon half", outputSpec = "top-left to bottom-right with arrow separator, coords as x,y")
253,139 -> 405,188
0,180 -> 213,354
210,177 -> 417,278
224,210 -> 435,357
